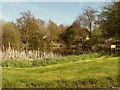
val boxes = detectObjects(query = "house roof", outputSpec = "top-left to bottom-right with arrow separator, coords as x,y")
79,28 -> 91,38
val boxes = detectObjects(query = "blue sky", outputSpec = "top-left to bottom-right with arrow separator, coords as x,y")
1,2 -> 111,25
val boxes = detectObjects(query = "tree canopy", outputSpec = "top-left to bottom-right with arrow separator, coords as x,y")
100,2 -> 120,39
2,2 -> 120,55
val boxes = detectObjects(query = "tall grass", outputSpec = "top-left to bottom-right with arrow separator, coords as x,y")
1,44 -> 60,61
2,53 -> 102,68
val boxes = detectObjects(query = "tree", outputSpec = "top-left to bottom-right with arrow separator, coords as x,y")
16,11 -> 48,50
2,22 -> 21,49
47,20 -> 58,42
16,11 -> 39,50
59,22 -> 80,46
100,2 -> 120,39
16,11 -> 50,51
29,19 -> 47,50
57,24 -> 66,35
76,7 -> 97,33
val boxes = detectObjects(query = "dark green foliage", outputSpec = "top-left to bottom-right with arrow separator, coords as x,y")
100,2 -> 120,39
60,28 -> 79,45
82,27 -> 104,52
2,60 -> 33,68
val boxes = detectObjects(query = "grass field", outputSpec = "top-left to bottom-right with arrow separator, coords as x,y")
2,54 -> 119,88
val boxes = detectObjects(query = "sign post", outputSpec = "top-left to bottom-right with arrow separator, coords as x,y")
110,44 -> 116,54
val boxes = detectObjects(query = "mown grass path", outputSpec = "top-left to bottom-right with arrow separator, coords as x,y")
2,56 -> 118,88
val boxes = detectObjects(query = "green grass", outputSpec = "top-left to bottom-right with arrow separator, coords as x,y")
2,55 -> 119,88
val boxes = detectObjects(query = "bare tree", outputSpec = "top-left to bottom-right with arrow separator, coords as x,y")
76,7 -> 97,33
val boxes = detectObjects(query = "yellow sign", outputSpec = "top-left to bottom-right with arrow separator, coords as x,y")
111,45 -> 116,49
